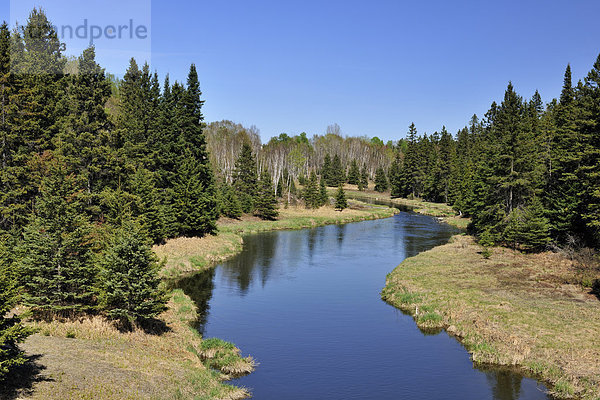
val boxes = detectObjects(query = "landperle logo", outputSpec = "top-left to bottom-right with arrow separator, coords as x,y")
55,19 -> 149,48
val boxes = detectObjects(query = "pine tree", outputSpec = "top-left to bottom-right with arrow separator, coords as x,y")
98,222 -> 167,329
218,182 -> 242,219
389,155 -> 403,198
303,171 -> 319,209
17,157 -> 97,317
331,154 -> 345,186
0,240 -> 33,379
173,149 -> 218,236
233,143 -> 258,213
129,167 -> 164,243
334,184 -> 348,211
321,153 -> 332,186
54,46 -> 113,202
359,164 -> 368,191
503,197 -> 551,252
374,167 -> 388,192
319,176 -> 328,206
347,159 -> 360,185
254,170 -> 279,220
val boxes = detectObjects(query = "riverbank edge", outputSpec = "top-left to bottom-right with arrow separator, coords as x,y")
14,201 -> 399,400
156,200 -> 400,280
381,234 -> 600,400
329,186 -> 470,230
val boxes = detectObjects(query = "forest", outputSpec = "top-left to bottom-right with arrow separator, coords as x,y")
1,7 -> 600,383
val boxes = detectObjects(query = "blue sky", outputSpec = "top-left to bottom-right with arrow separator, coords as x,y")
2,0 -> 600,142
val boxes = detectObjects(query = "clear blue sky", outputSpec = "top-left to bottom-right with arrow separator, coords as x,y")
3,0 -> 600,142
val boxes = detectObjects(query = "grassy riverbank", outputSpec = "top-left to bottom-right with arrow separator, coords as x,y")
382,234 -> 600,399
333,185 -> 470,229
7,290 -> 253,400
155,200 -> 399,278
10,200 -> 397,400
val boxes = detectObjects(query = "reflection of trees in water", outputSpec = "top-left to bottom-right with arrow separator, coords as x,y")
220,232 -> 278,294
336,223 -> 346,248
481,367 -> 524,400
174,268 -> 216,335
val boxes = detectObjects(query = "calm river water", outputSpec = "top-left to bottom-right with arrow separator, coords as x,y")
176,212 -> 550,399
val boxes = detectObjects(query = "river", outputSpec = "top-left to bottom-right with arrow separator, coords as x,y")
176,211 -> 550,399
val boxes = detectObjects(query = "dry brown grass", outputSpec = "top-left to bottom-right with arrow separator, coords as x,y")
12,290 -> 252,400
154,233 -> 243,279
382,234 -> 600,399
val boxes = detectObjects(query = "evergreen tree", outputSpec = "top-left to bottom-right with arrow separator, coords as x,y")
0,241 -> 33,379
129,167 -> 164,243
359,164 -> 368,191
173,149 -> 218,236
17,158 -> 97,317
347,159 -> 360,185
389,155 -> 403,198
331,154 -> 345,186
321,153 -> 332,185
233,142 -> 258,213
503,197 -> 551,251
334,184 -> 348,211
254,170 -> 279,220
303,171 -> 319,209
319,176 -> 328,206
98,222 -> 167,329
374,167 -> 388,192
218,181 -> 242,219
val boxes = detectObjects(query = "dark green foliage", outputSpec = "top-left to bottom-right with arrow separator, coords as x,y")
173,149 -> 218,237
0,241 -> 34,379
218,182 -> 242,219
374,167 -> 388,192
347,159 -> 360,185
17,158 -> 98,317
303,171 -> 319,209
98,222 -> 167,328
330,154 -> 345,187
334,184 -> 348,211
254,171 -> 279,220
233,143 -> 258,213
358,165 -> 368,191
503,197 -> 551,252
319,176 -> 329,206
321,154 -> 332,185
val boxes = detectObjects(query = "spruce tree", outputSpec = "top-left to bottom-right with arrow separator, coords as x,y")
319,176 -> 329,206
359,165 -> 368,191
303,171 -> 319,209
331,154 -> 345,186
254,170 -> 279,220
173,149 -> 218,236
0,241 -> 33,379
17,158 -> 97,317
374,167 -> 388,192
347,159 -> 360,185
335,184 -> 348,211
233,143 -> 258,213
322,154 -> 332,186
503,197 -> 551,252
98,222 -> 167,329
389,156 -> 403,198
218,182 -> 242,219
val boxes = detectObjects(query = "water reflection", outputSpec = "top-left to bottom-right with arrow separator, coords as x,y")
175,212 -> 549,399
174,268 -> 215,334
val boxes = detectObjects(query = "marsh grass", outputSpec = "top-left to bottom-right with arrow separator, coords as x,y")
18,290 -> 251,400
382,234 -> 600,399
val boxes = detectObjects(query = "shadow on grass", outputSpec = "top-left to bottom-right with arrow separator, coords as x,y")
113,317 -> 172,336
0,354 -> 52,400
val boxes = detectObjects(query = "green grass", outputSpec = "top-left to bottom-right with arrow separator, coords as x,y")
382,234 -> 600,399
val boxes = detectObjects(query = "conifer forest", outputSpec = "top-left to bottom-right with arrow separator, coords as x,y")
1,6 -> 600,400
